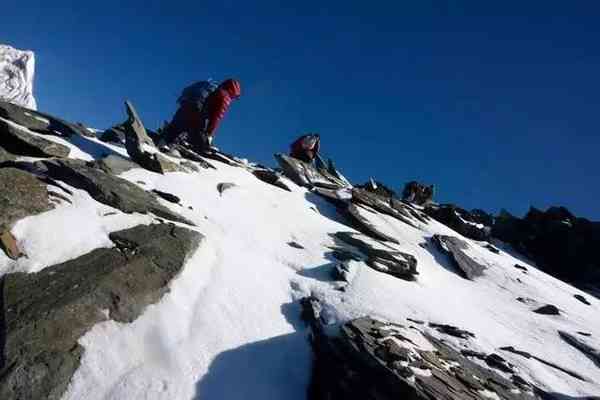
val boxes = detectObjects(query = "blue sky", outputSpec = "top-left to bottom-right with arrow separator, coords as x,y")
4,1 -> 599,219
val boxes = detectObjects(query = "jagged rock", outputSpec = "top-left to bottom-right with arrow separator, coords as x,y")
253,169 -> 292,192
11,159 -> 193,226
425,204 -> 492,241
429,322 -> 476,339
170,144 -> 217,170
152,189 -> 180,204
574,294 -> 591,305
0,46 -> 36,109
0,100 -> 94,138
121,101 -> 179,174
0,230 -> 23,259
92,154 -> 140,175
558,331 -> 600,368
0,119 -> 70,158
432,235 -> 486,279
180,160 -> 200,173
485,353 -> 515,373
0,167 -> 52,232
484,243 -> 500,254
287,241 -> 304,249
333,231 -> 418,280
533,304 -> 560,315
275,153 -> 347,189
354,179 -> 397,199
304,306 -> 531,400
0,223 -> 202,400
492,206 -> 600,292
347,203 -> 400,243
351,188 -> 419,229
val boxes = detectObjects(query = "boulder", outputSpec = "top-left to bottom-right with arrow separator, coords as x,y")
333,231 -> 418,281
303,302 -> 531,400
91,154 -> 140,175
12,159 -> 193,226
0,167 -> 52,232
99,124 -> 126,144
347,203 -> 400,243
425,204 -> 492,241
0,119 -> 70,158
0,223 -> 202,400
432,235 -> 486,279
152,189 -> 180,204
0,230 -> 23,259
533,304 -> 560,315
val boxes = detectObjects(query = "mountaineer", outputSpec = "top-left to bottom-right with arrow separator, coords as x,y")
290,133 -> 321,163
160,78 -> 241,152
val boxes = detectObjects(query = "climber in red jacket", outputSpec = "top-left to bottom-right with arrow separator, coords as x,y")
290,133 -> 320,163
161,78 -> 241,151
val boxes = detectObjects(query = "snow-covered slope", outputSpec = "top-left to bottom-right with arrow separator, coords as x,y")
0,44 -> 36,110
0,122 -> 599,399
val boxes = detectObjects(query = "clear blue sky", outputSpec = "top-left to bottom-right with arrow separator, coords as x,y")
4,1 -> 599,219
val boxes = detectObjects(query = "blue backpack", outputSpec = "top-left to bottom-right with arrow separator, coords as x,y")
178,79 -> 219,109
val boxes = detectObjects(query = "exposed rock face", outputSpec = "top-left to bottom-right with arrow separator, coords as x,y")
0,223 -> 202,400
91,154 -> 140,175
303,300 -> 532,400
0,119 -> 70,158
432,235 -> 486,279
0,45 -> 36,110
11,159 -> 194,226
333,231 -> 418,280
492,207 -> 600,292
152,189 -> 180,204
425,204 -> 492,241
0,167 -> 52,232
99,123 -> 126,144
354,179 -> 397,199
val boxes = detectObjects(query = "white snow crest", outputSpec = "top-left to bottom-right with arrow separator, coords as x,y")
0,44 -> 37,109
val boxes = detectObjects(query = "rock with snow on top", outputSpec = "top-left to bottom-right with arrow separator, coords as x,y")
0,45 -> 36,109
0,119 -> 70,158
432,235 -> 486,279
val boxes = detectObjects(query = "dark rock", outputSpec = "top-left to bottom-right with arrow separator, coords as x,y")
533,304 -> 560,315
0,119 -> 70,158
431,235 -> 486,279
121,101 -> 180,174
558,331 -> 600,368
351,188 -> 419,229
0,223 -> 202,400
515,264 -> 529,272
287,241 -> 304,249
425,204 -> 492,241
492,206 -> 600,293
574,294 -> 591,305
91,154 -> 140,175
0,100 -> 94,138
354,179 -> 397,199
578,332 -> 592,337
217,182 -> 237,195
406,317 -> 425,325
0,167 -> 52,232
253,169 -> 292,192
333,231 -> 418,281
485,353 -> 514,373
346,203 -> 400,243
304,305 -> 530,400
12,159 -> 193,226
428,322 -> 476,339
180,160 -> 200,173
170,145 -> 216,170
152,190 -> 180,204
484,243 -> 500,254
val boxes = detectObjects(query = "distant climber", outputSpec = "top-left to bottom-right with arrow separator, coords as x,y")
290,133 -> 320,163
160,78 -> 241,152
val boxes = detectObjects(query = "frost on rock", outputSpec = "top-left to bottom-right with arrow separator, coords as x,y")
0,44 -> 36,110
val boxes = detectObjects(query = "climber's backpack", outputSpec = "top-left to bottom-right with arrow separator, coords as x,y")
177,79 -> 219,109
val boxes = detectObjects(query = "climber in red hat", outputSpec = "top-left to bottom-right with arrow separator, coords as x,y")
160,78 -> 241,151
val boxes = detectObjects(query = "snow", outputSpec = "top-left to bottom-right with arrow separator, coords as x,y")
1,120 -> 599,398
0,44 -> 36,109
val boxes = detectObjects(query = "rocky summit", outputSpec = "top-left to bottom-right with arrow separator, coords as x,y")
0,99 -> 599,400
